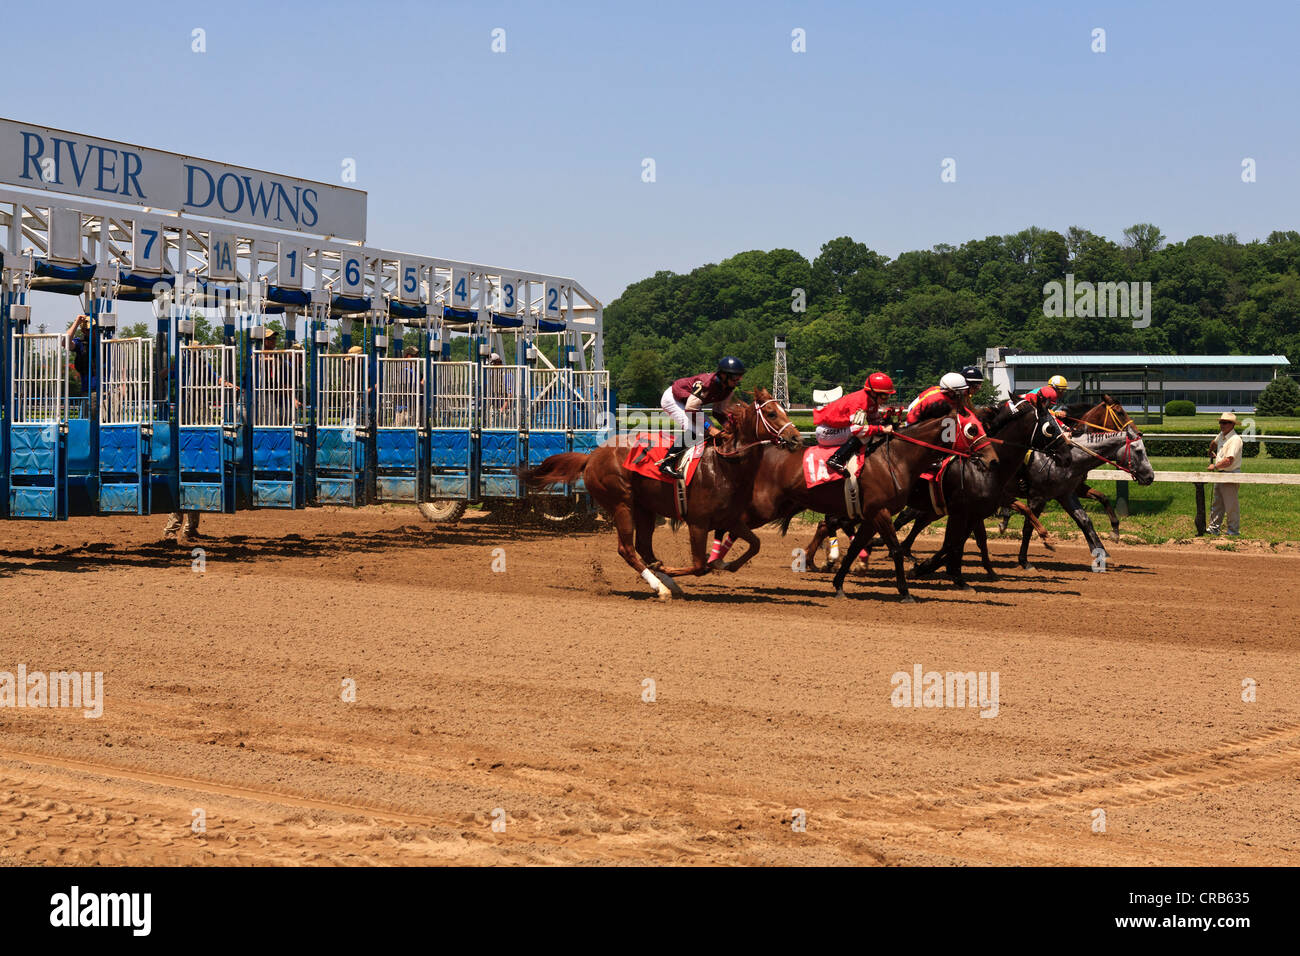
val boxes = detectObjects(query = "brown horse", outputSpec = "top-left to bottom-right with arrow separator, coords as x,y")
519,386 -> 799,600
712,413 -> 999,600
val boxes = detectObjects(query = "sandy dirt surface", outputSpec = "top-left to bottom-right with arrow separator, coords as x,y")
1,506 -> 1297,866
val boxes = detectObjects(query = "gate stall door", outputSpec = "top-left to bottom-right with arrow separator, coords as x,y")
252,347 -> 307,507
99,337 -> 154,514
526,366 -> 569,471
428,361 -> 473,501
178,344 -> 236,512
376,356 -> 425,501
315,352 -> 367,505
479,362 -> 522,498
570,370 -> 610,492
8,332 -> 69,519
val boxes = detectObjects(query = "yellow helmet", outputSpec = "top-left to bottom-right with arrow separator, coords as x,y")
1048,374 -> 1068,390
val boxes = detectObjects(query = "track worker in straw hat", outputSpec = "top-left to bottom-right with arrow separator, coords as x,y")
1207,411 -> 1244,536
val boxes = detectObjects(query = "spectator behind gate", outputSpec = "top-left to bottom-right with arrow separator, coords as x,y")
1207,411 -> 1243,536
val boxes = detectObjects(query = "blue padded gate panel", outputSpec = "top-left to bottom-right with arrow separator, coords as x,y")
376,430 -> 420,503
527,430 -> 567,466
252,427 -> 300,508
253,428 -> 295,472
429,429 -> 471,501
179,427 -> 223,473
98,424 -> 148,515
479,430 -> 519,499
178,426 -> 228,512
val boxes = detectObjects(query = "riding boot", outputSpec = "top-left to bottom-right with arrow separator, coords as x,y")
658,445 -> 687,478
826,435 -> 863,475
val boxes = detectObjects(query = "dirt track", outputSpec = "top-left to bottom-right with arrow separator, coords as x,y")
1,507 -> 1297,866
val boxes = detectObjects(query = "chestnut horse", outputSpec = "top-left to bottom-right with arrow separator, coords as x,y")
520,387 -> 799,600
712,413 -> 999,601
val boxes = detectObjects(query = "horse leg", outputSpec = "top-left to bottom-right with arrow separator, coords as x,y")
634,506 -> 660,568
658,523 -> 714,578
1018,503 -> 1037,568
943,515 -> 972,590
1013,500 -> 1054,552
1061,494 -> 1109,569
803,520 -> 830,571
614,504 -> 672,600
973,519 -> 997,578
1084,484 -> 1121,541
718,525 -> 760,573
832,519 -> 878,597
872,507 -> 914,602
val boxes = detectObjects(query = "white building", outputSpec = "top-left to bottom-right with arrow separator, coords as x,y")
983,348 -> 1292,414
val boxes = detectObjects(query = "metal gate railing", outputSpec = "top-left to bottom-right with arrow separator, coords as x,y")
253,348 -> 307,427
527,367 -> 568,431
431,361 -> 475,428
11,332 -> 69,424
571,369 -> 610,431
178,344 -> 236,427
318,353 -> 367,429
481,364 -> 521,430
101,337 -> 154,425
377,357 -> 425,429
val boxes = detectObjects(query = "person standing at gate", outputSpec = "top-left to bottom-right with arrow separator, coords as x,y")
1207,411 -> 1243,536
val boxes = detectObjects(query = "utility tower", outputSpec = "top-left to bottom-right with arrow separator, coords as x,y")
773,335 -> 789,407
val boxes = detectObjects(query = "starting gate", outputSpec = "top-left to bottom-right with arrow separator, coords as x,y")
375,356 -> 426,501
178,344 -> 237,512
316,353 -> 368,506
8,332 -> 69,519
252,348 -> 308,507
570,370 -> 610,493
429,361 -> 474,500
480,363 -> 523,498
526,367 -> 569,469
98,337 -> 154,514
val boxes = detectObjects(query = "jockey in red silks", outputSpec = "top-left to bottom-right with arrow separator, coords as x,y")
813,371 -> 898,475
658,356 -> 745,477
905,370 -> 977,424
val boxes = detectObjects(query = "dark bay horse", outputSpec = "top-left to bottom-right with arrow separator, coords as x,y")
519,386 -> 799,600
713,413 -> 998,600
832,398 -> 1058,594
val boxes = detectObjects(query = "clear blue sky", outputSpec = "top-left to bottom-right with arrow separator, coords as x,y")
5,0 -> 1298,306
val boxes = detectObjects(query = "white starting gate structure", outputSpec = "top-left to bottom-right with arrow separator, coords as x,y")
178,344 -> 236,513
315,352 -> 368,505
0,116 -> 609,521
8,331 -> 69,518
252,347 -> 308,507
98,336 -> 154,514
375,356 -> 426,501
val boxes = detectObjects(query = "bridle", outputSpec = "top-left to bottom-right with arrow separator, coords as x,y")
1058,402 -> 1143,477
713,397 -> 798,458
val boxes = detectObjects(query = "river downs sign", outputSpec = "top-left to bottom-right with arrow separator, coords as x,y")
0,117 -> 367,241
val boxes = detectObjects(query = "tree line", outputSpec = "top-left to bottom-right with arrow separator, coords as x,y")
604,226 -> 1300,405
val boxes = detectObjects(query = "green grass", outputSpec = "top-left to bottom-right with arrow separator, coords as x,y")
1151,414 -> 1300,431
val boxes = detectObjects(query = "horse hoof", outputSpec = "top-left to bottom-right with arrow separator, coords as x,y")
657,589 -> 673,601
1110,532 -> 1121,543
900,595 -> 918,604
1021,563 -> 1034,571
835,589 -> 847,599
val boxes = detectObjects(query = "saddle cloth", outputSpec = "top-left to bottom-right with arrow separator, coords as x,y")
802,444 -> 866,488
918,455 -> 957,516
623,433 -> 706,484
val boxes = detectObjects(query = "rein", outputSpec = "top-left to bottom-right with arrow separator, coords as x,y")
711,397 -> 795,459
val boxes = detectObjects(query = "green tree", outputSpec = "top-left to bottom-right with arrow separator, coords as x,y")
1255,376 -> 1300,416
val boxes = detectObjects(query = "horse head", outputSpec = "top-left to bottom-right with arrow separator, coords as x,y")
722,387 -> 800,452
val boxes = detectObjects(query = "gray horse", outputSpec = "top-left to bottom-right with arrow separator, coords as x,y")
1013,424 -> 1155,568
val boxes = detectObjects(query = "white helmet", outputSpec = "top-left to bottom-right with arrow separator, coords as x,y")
939,371 -> 969,393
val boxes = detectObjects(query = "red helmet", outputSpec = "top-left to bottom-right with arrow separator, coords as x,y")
1039,385 -> 1059,403
865,371 -> 895,395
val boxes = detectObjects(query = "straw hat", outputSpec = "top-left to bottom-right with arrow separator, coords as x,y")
348,345 -> 364,354
1219,411 -> 1237,424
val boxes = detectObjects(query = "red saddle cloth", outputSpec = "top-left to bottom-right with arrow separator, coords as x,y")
918,454 -> 957,514
623,433 -> 706,484
802,445 -> 866,487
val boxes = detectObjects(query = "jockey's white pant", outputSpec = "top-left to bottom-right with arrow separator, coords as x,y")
660,387 -> 708,446
816,424 -> 853,446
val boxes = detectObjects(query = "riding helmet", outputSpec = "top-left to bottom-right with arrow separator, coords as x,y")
939,371 -> 969,394
717,356 -> 746,376
961,365 -> 984,387
1048,374 -> 1068,390
865,371 -> 896,394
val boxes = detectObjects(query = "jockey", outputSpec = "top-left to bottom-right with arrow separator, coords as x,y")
658,356 -> 745,477
905,371 -> 974,424
1017,382 -> 1060,408
814,371 -> 898,475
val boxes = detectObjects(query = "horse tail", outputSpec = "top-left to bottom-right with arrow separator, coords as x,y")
519,452 -> 589,488
778,506 -> 805,537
